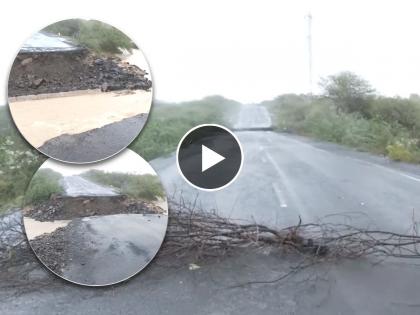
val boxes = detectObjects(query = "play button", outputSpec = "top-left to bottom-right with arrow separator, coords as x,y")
177,124 -> 243,191
202,145 -> 225,172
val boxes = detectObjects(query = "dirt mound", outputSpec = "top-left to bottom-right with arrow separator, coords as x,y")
8,51 -> 152,97
24,196 -> 165,221
30,225 -> 69,273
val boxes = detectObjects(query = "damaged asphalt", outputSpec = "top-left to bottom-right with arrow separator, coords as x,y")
38,113 -> 148,163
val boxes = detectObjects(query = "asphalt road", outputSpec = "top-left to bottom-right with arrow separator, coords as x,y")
61,176 -> 118,197
153,105 -> 420,233
60,214 -> 167,286
39,113 -> 148,163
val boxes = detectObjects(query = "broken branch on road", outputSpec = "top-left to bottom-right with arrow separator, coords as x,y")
2,198 -> 420,285
162,199 -> 420,263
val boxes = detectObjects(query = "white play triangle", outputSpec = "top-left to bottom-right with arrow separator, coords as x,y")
202,145 -> 225,172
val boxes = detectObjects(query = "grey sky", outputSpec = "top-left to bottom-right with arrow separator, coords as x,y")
0,0 -> 419,104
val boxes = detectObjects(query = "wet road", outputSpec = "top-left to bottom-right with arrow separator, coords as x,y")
62,214 -> 167,286
234,104 -> 272,130
61,176 -> 118,197
152,105 -> 420,233
39,113 -> 148,163
21,32 -> 83,53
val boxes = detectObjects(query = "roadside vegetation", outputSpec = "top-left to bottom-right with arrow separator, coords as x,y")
44,19 -> 136,54
0,107 -> 44,211
24,168 -> 64,205
82,170 -> 165,201
130,96 -> 240,160
265,72 -> 420,163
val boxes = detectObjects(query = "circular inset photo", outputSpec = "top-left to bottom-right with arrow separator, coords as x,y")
22,149 -> 168,286
8,19 -> 152,164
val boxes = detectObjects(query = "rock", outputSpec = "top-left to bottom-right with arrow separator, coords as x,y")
31,78 -> 45,88
21,57 -> 33,66
94,58 -> 104,65
101,83 -> 109,92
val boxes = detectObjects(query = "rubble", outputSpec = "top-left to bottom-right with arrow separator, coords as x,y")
24,195 -> 165,221
8,51 -> 152,97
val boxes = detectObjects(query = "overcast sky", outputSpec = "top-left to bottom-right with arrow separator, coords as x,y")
40,150 -> 156,176
1,0 -> 419,104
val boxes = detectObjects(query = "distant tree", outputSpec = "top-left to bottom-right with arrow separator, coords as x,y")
319,71 -> 375,116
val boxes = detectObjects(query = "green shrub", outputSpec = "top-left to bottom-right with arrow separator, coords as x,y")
0,106 -> 44,211
265,93 -> 420,163
25,168 -> 64,205
82,170 -> 165,201
369,97 -> 420,134
386,143 -> 414,162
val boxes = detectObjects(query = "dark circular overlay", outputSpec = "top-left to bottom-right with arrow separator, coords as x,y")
177,125 -> 243,190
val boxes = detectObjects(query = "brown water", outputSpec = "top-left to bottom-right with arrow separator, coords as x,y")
9,89 -> 152,148
24,217 -> 71,240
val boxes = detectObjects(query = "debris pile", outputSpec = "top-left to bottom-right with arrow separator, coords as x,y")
24,196 -> 164,221
8,51 -> 152,97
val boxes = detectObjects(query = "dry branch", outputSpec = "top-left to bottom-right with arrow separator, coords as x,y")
163,199 -> 420,262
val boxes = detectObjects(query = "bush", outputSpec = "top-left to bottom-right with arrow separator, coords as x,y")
386,143 -> 414,162
368,97 -> 420,137
82,170 -> 165,201
0,106 -> 44,211
25,168 -> 64,205
265,93 -> 420,162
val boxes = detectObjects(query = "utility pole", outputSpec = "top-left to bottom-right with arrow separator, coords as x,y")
306,12 -> 313,95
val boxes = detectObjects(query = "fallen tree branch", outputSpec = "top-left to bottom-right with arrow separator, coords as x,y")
162,200 -> 420,262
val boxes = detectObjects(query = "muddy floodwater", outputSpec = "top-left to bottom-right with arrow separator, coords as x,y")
9,90 -> 152,148
24,217 -> 70,239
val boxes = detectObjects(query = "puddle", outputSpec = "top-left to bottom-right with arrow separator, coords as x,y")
24,217 -> 71,240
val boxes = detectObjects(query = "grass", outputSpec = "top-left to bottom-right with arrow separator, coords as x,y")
24,168 -> 64,205
82,170 -> 165,201
129,96 -> 240,160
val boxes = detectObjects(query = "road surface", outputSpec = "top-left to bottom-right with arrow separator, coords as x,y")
39,113 -> 148,163
54,214 -> 166,286
61,175 -> 118,197
152,105 -> 420,233
2,104 -> 420,314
